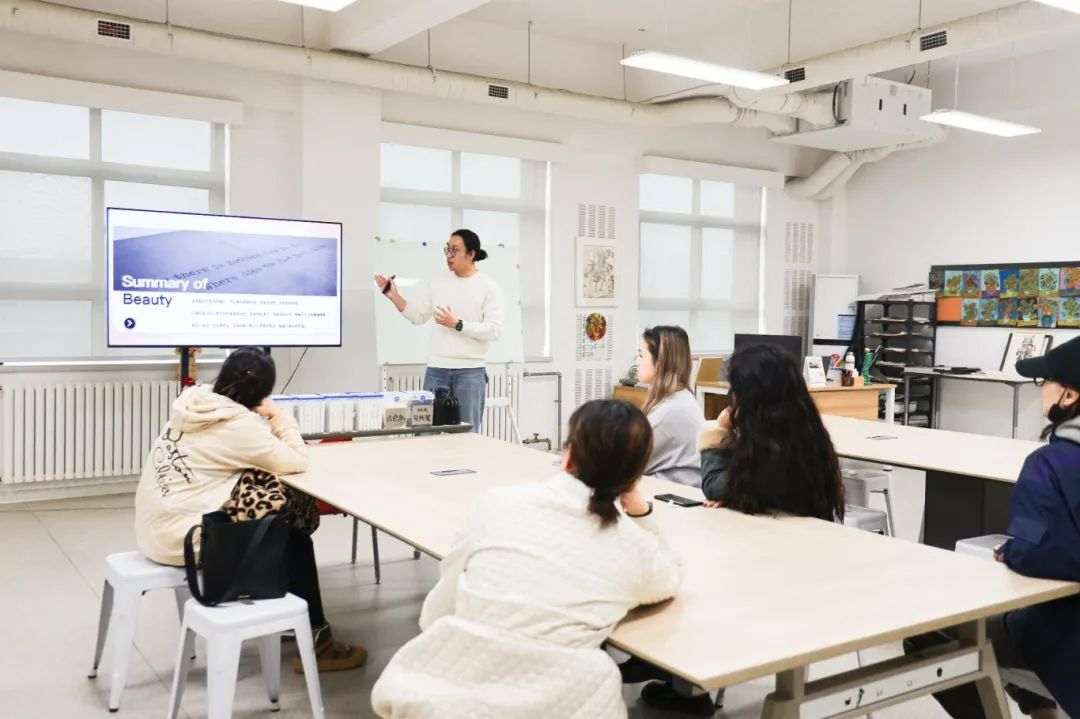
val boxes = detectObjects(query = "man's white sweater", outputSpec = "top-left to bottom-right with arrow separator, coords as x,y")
401,271 -> 505,369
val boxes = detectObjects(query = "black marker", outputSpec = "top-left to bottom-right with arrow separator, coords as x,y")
382,275 -> 395,294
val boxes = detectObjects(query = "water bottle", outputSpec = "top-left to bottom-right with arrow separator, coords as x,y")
861,348 -> 873,385
844,352 -> 855,374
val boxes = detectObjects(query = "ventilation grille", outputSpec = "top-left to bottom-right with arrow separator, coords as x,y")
782,221 -> 816,353
784,67 -> 806,83
487,84 -> 510,99
97,19 -> 132,40
919,30 -> 948,52
577,204 -> 616,239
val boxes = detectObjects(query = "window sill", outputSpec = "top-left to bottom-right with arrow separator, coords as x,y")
0,357 -> 225,373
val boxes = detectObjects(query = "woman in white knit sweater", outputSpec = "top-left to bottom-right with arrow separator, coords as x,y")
371,399 -> 682,719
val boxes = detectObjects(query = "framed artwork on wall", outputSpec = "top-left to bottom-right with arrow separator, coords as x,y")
576,236 -> 617,307
1000,331 -> 1054,374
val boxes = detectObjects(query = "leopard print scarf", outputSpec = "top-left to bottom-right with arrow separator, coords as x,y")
223,468 -> 320,535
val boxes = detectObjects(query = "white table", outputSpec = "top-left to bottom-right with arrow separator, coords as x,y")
903,368 -> 1033,438
284,433 -> 1077,719
823,415 -> 1041,548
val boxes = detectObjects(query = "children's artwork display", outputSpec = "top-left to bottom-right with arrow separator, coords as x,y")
931,262 -> 1080,327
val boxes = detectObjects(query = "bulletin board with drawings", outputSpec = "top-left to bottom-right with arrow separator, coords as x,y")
930,262 -> 1080,328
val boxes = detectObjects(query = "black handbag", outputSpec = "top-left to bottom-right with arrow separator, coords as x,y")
432,387 -> 461,427
183,510 -> 290,607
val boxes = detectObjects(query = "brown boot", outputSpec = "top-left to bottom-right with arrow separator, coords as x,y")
293,625 -> 367,673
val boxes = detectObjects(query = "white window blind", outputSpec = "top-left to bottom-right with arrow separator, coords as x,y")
0,96 -> 226,361
379,143 -> 550,359
638,173 -> 764,353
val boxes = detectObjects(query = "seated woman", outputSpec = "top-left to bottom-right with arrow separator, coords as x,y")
624,343 -> 845,716
907,336 -> 1080,719
134,347 -> 365,673
371,399 -> 682,719
637,326 -> 707,487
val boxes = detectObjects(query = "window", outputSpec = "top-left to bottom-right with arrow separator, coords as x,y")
0,97 -> 226,360
379,143 -> 550,359
638,173 -> 764,353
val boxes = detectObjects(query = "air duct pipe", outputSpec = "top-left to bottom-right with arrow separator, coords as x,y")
0,0 -> 794,131
786,128 -> 946,200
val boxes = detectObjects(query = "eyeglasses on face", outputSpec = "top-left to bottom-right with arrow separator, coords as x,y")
444,245 -> 464,257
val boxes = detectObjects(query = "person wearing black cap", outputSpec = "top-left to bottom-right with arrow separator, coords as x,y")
911,336 -> 1080,719
375,229 -> 504,432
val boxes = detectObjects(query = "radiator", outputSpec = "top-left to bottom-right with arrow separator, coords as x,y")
0,380 -> 181,484
383,364 -> 521,443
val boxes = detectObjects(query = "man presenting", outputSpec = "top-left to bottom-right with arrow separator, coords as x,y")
375,229 -> 504,432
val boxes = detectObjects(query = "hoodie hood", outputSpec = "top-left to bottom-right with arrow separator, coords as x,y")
170,384 -> 249,433
1054,414 -> 1080,445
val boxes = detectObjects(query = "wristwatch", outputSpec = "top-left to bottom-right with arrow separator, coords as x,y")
455,320 -> 464,332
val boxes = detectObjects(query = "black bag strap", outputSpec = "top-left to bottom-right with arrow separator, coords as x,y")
184,515 -> 281,607
183,523 -> 207,605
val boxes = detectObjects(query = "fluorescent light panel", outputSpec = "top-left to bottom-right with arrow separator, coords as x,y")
620,50 -> 789,91
920,109 -> 1040,137
278,0 -> 357,11
1032,1 -> 1080,13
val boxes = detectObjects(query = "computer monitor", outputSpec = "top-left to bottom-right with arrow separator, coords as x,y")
733,333 -> 804,360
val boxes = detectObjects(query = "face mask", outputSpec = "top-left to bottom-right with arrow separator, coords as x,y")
1048,390 -> 1073,424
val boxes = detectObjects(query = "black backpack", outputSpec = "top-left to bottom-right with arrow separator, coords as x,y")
432,387 -> 461,427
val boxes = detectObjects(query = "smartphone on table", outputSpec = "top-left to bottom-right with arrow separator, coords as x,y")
654,493 -> 703,508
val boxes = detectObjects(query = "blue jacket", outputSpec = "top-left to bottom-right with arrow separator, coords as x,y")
1002,417 -> 1080,716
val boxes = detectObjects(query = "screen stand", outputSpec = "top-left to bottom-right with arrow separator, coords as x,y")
179,347 -> 193,388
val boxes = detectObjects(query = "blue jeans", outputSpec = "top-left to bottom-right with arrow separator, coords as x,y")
423,367 -> 487,432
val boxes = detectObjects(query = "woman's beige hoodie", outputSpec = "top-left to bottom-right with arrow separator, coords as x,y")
134,385 -> 308,565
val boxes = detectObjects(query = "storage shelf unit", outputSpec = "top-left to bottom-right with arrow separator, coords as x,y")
852,300 -> 937,423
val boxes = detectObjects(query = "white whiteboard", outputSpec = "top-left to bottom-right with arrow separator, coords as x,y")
374,238 -> 524,366
811,274 -> 859,343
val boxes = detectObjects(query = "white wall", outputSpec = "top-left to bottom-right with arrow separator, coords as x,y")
839,48 -> 1080,439
0,23 -> 825,455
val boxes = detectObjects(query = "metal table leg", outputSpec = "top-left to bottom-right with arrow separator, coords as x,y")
350,517 -> 359,565
371,525 -> 381,585
1011,384 -> 1020,439
903,374 -> 910,426
932,376 -> 942,429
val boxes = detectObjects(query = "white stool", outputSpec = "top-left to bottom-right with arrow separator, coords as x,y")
167,593 -> 325,719
842,468 -> 896,537
89,551 -> 191,712
955,534 -> 1011,560
844,504 -> 890,534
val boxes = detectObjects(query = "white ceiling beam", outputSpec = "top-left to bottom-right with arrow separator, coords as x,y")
329,0 -> 495,55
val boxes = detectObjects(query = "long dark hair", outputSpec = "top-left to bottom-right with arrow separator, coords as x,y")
565,400 -> 654,528
721,344 -> 844,522
213,348 -> 276,409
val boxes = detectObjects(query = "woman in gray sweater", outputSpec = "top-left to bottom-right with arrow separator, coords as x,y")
636,326 -> 706,487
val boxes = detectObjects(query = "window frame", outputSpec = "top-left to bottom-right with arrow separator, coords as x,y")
638,176 -> 766,354
0,106 -> 227,359
379,142 -> 552,360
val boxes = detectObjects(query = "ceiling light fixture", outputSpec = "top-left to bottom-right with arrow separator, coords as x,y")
920,109 -> 1041,137
278,0 -> 358,12
620,50 -> 789,91
1031,0 -> 1080,13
